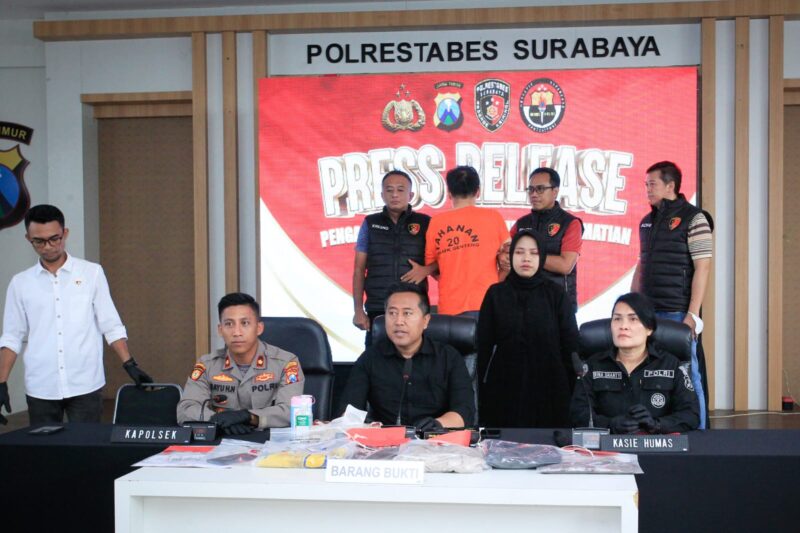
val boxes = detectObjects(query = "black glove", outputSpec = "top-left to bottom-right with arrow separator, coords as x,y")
629,404 -> 660,433
123,358 -> 153,386
0,382 -> 9,426
209,409 -> 254,435
414,416 -> 443,433
224,423 -> 254,436
609,414 -> 640,434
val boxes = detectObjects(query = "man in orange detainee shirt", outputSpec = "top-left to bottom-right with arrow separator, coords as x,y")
422,166 -> 511,316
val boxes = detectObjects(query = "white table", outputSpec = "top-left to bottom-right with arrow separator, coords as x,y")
116,466 -> 638,533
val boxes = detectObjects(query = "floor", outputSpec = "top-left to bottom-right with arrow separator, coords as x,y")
3,401 -> 800,434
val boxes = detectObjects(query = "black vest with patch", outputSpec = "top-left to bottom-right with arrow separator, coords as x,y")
639,195 -> 709,312
364,206 -> 430,314
514,201 -> 583,309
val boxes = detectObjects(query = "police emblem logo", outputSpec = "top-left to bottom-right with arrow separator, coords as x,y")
190,363 -> 206,381
474,79 -> 510,132
651,392 -> 666,409
212,373 -> 234,383
432,81 -> 464,132
0,122 -> 34,231
519,79 -> 566,133
256,355 -> 265,368
669,217 -> 681,230
382,84 -> 426,132
408,223 -> 421,235
433,93 -> 463,131
255,372 -> 275,383
284,361 -> 300,384
548,223 -> 561,237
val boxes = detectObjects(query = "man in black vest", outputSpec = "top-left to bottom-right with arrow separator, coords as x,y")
511,167 -> 583,311
353,170 -> 430,346
632,161 -> 713,429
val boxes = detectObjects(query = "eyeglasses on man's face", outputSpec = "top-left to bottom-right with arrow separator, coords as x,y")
526,185 -> 556,195
29,234 -> 64,248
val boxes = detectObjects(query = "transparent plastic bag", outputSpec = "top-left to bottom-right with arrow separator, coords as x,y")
394,439 -> 489,474
255,437 -> 358,469
480,439 -> 562,469
538,447 -> 643,474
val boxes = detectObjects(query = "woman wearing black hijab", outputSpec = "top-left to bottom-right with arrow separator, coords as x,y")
477,229 -> 579,428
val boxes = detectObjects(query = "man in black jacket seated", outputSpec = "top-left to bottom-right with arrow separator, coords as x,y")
339,283 -> 474,431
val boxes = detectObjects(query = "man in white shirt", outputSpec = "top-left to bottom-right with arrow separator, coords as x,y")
0,204 -> 152,425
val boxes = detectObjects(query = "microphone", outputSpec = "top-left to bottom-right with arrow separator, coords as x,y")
200,399 -> 211,421
571,352 -> 593,428
571,351 -> 588,379
396,358 -> 413,425
569,352 -> 609,450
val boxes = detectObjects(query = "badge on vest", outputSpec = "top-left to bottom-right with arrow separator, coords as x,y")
548,222 -> 560,236
408,223 -> 420,235
669,217 -> 681,230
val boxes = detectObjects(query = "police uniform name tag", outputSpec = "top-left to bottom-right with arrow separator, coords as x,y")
600,434 -> 689,453
111,425 -> 192,444
325,459 -> 424,485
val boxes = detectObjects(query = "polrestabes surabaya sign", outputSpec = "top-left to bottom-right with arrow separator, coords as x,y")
268,24 -> 700,75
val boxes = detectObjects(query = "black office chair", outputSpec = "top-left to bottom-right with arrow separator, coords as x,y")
113,383 -> 182,425
370,313 -> 478,357
578,318 -> 693,362
259,317 -> 335,421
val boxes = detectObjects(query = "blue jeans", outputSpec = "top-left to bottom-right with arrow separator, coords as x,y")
655,311 -> 706,429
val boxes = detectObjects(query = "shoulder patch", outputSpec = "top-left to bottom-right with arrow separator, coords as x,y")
678,363 -> 694,391
190,363 -> 206,381
284,361 -> 300,384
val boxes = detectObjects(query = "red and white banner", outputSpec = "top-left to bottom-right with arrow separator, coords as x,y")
259,67 -> 697,361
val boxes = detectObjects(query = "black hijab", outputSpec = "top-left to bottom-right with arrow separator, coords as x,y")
506,229 -> 548,291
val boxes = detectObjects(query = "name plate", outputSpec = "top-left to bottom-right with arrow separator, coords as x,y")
111,425 -> 192,444
325,459 -> 424,485
600,434 -> 689,453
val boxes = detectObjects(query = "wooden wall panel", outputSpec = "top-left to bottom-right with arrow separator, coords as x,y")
192,32 -> 210,357
98,117 -> 194,396
783,105 -> 800,409
223,31 -> 239,293
33,0 -> 800,41
767,16 -> 784,411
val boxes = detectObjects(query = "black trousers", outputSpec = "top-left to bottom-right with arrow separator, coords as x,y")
26,388 -> 104,424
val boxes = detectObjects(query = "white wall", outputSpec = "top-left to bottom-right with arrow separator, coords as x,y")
0,19 -> 47,413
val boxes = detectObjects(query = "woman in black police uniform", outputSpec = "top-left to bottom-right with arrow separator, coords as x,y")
569,292 -> 699,434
